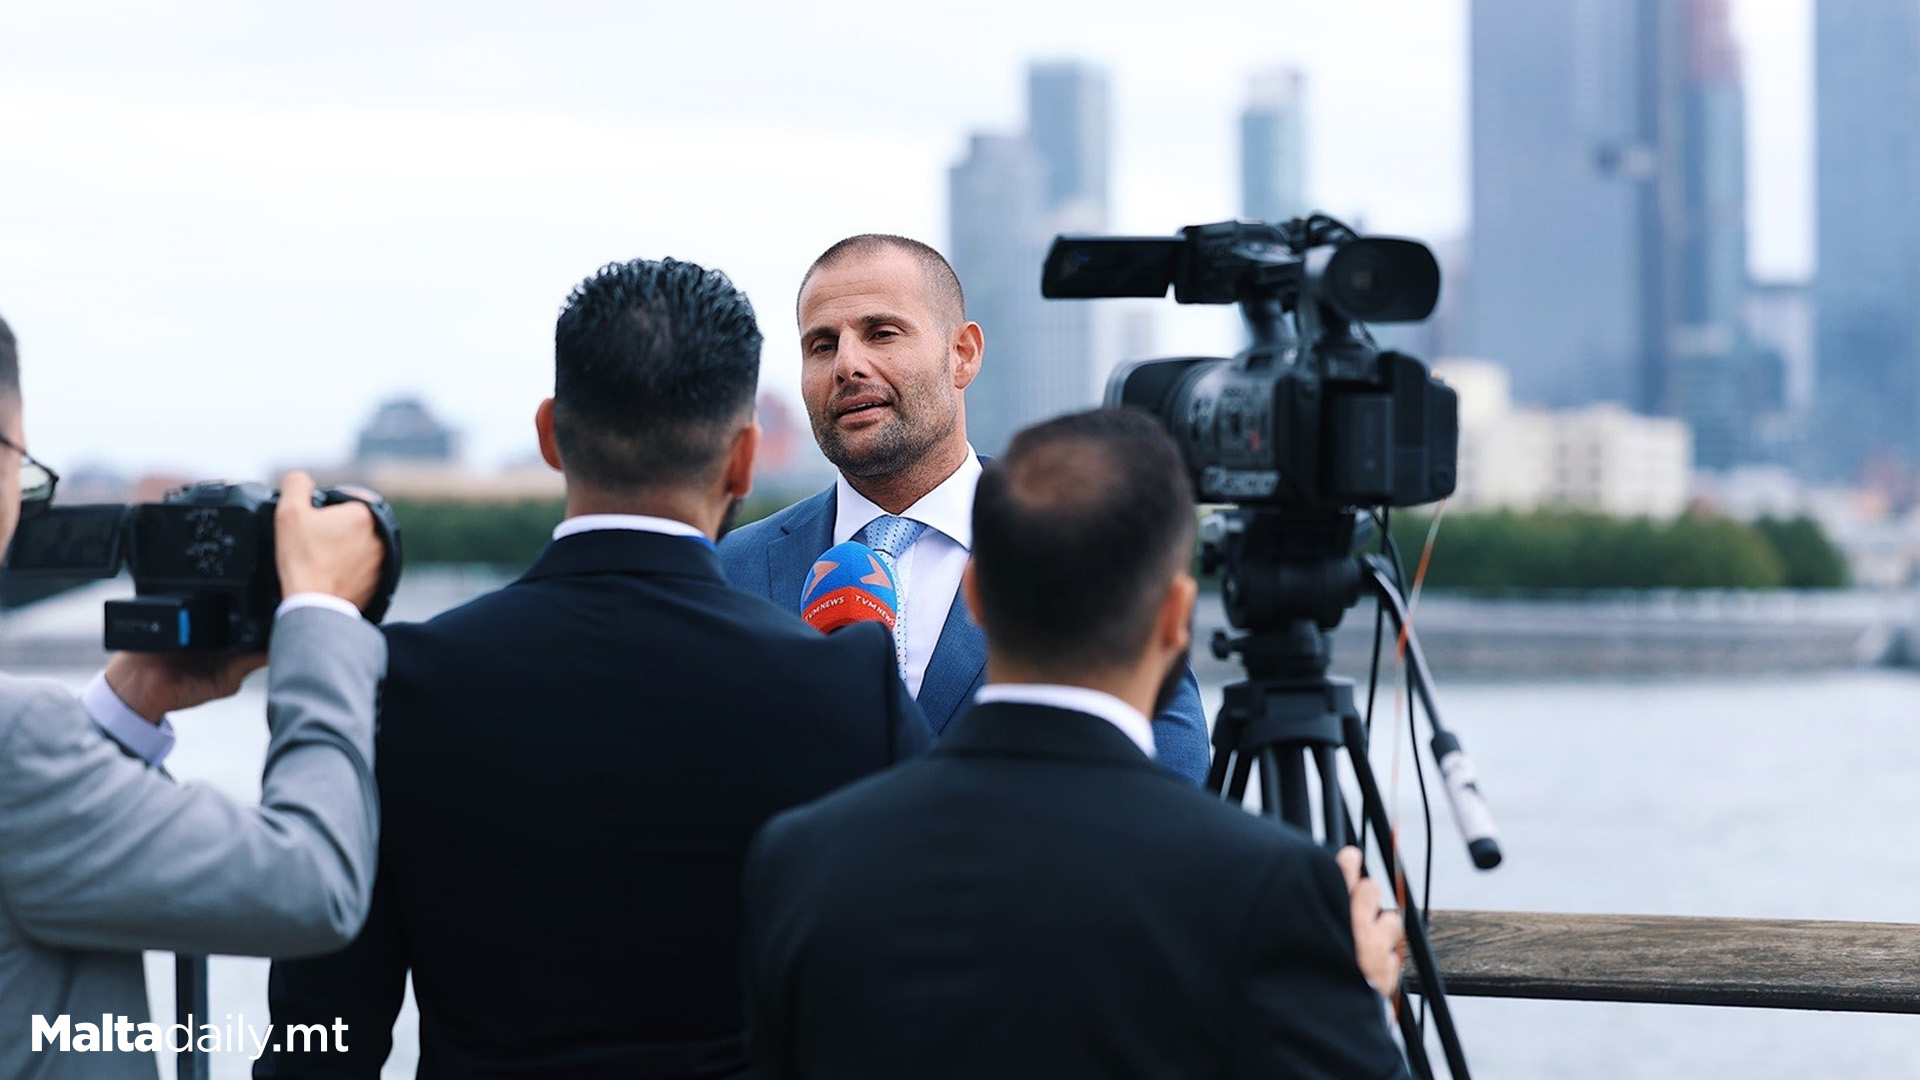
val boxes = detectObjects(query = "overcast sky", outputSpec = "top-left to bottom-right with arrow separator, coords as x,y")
0,0 -> 1811,479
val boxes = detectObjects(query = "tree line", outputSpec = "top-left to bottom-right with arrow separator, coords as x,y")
385,492 -> 800,569
386,498 -> 1850,591
1382,509 -> 1848,591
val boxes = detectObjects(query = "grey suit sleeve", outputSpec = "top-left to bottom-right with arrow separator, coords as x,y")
0,606 -> 386,958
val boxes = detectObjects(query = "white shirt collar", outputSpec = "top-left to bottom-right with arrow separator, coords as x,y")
833,447 -> 982,550
552,514 -> 710,542
972,683 -> 1157,760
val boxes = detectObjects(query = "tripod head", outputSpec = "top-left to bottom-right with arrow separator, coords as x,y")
1204,505 -> 1368,682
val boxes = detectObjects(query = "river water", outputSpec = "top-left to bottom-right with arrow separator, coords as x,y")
45,656 -> 1912,1078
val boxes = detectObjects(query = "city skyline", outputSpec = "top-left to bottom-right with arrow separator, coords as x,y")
2,0 -> 1811,479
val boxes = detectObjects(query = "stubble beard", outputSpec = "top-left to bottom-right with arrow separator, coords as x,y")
815,397 -> 958,482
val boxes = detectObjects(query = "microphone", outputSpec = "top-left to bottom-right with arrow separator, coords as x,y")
800,541 -> 898,634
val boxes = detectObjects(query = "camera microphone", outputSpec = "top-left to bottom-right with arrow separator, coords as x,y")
1431,730 -> 1503,870
800,541 -> 898,635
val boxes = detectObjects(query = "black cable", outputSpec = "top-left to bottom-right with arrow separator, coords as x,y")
1409,651 -> 1434,1034
1360,509 -> 1392,853
1381,507 -> 1438,1036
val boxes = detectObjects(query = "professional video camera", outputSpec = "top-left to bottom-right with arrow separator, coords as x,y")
4,481 -> 403,652
1044,215 -> 1494,1080
1043,216 -> 1456,508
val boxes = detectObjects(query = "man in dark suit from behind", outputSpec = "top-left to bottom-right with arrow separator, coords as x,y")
260,258 -> 929,1080
741,407 -> 1410,1080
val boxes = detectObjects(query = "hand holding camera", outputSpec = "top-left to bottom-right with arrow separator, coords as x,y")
96,471 -> 395,720
273,471 -> 384,611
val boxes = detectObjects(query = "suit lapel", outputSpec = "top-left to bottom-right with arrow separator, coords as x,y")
761,473 -> 986,734
916,586 -> 986,736
765,488 -> 836,616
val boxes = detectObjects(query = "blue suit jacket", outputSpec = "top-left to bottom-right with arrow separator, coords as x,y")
719,484 -> 1212,784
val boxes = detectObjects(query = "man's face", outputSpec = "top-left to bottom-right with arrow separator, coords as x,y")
798,249 -> 973,479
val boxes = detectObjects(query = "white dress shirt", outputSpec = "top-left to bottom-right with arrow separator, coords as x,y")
973,683 -> 1158,759
833,450 -> 982,699
83,591 -> 362,769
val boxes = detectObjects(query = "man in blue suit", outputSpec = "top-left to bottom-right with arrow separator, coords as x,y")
720,234 -> 1209,783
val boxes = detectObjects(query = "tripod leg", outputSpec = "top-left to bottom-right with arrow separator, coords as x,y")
1276,748 -> 1312,830
1315,745 -> 1349,848
1342,712 -> 1471,1080
1313,751 -> 1435,1080
1394,986 -> 1439,1080
1225,750 -> 1254,804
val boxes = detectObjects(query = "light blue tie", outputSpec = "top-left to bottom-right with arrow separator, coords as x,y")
858,515 -> 928,677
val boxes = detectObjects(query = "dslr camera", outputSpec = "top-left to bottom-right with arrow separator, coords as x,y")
1042,215 -> 1456,510
5,481 -> 403,652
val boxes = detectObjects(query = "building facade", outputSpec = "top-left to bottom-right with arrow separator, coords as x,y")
1440,359 -> 1692,518
1468,0 -> 1772,470
1812,0 -> 1920,482
949,62 -> 1111,455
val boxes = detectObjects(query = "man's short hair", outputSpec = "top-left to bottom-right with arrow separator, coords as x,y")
553,258 -> 761,491
0,315 -> 18,394
972,408 -> 1196,672
799,235 -> 965,327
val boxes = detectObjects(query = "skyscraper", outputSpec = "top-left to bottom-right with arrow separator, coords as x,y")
1240,67 -> 1308,224
1027,61 -> 1111,223
1468,0 -> 1663,412
1812,0 -> 1920,482
949,134 -> 1054,457
1666,0 -> 1776,469
1468,0 -> 1771,469
949,62 -> 1111,455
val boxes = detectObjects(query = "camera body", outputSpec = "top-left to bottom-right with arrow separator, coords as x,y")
1043,217 -> 1457,510
5,481 -> 402,652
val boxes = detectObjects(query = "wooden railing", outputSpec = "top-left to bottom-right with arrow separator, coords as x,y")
1413,910 -> 1920,1014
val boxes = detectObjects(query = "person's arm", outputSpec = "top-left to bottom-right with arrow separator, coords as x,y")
0,605 -> 384,957
80,670 -> 181,767
256,852 -> 408,1080
1231,846 -> 1412,1080
1338,846 -> 1406,999
0,471 -> 388,958
1151,662 -> 1211,784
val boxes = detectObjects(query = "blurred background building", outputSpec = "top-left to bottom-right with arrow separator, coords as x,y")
1439,358 -> 1692,518
1811,0 -> 1920,487
1240,67 -> 1308,224
1465,0 -> 1787,472
949,61 -> 1111,455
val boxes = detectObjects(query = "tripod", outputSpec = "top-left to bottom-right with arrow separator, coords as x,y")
1202,506 -> 1485,1080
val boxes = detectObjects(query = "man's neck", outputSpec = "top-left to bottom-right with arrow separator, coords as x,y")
843,440 -> 970,515
563,487 -> 719,539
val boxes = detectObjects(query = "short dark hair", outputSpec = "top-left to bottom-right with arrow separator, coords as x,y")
798,234 -> 965,326
0,314 -> 18,394
972,408 -> 1196,673
553,258 -> 762,490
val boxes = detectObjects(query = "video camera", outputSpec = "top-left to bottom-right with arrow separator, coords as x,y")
1048,220 -> 1491,1079
4,481 -> 403,652
1042,215 -> 1456,510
